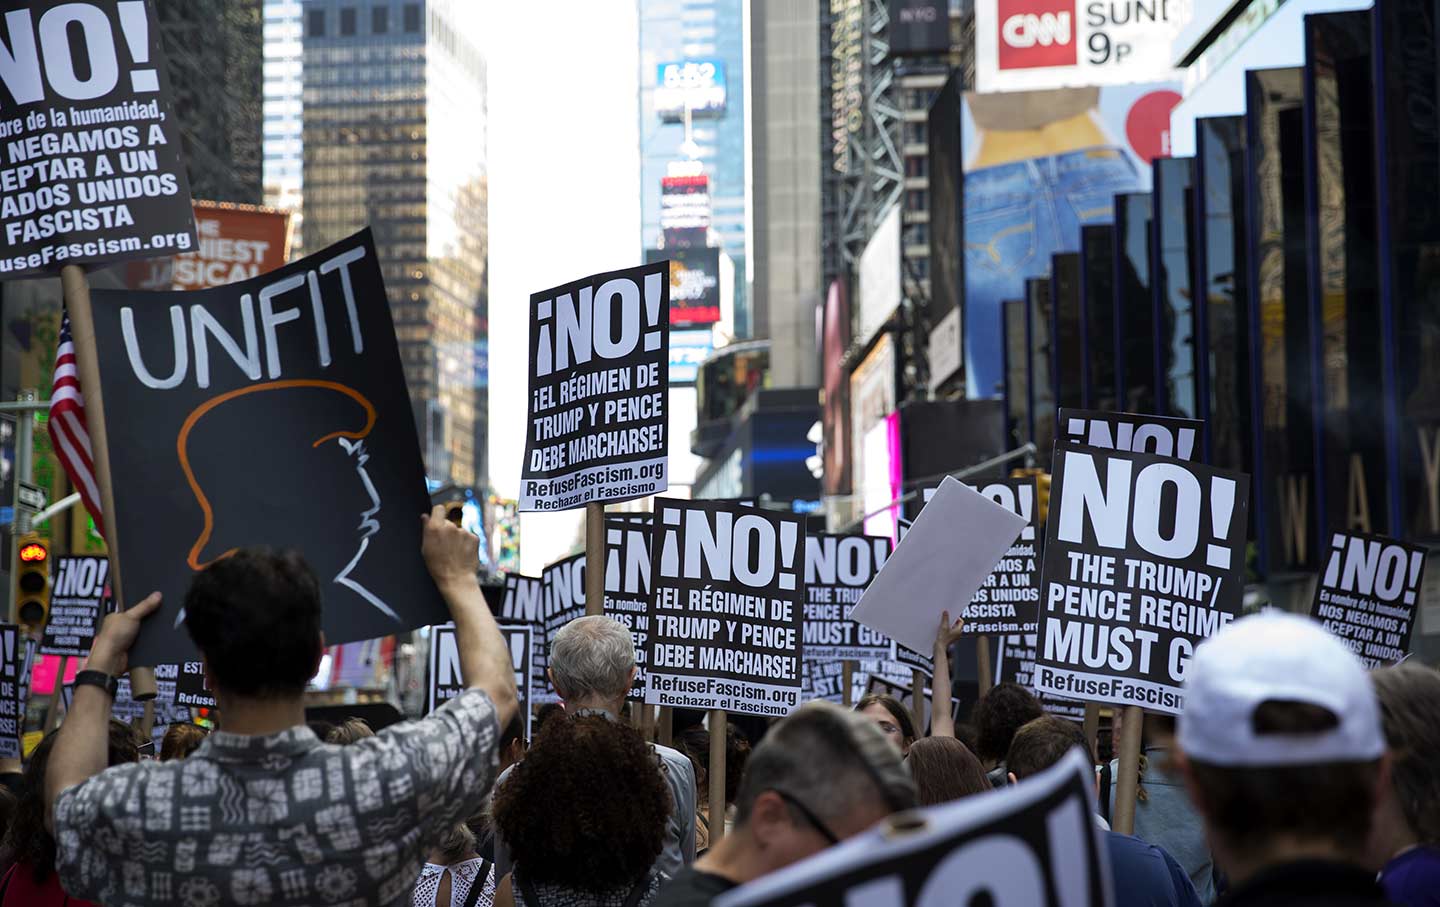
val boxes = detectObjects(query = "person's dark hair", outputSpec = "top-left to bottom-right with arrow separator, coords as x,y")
493,715 -> 669,891
1,720 -> 140,882
954,723 -> 980,756
160,723 -> 208,761
677,723 -> 753,806
1187,701 -> 1382,854
973,682 -> 1044,764
533,702 -> 565,736
906,737 -> 991,805
1372,664 -> 1440,844
501,711 -> 525,750
326,717 -> 374,745
855,694 -> 917,746
1006,716 -> 1092,780
183,548 -> 322,698
307,719 -> 336,740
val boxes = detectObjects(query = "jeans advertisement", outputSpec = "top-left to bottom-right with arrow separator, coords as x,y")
963,84 -> 1181,399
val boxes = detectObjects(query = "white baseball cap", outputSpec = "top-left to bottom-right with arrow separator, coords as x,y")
1178,611 -> 1385,767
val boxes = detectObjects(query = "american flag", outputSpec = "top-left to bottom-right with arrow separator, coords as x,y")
48,310 -> 105,538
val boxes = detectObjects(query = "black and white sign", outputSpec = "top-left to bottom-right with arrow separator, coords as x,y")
39,555 -> 109,656
0,0 -> 197,279
0,625 -> 19,760
427,621 -> 535,741
501,573 -> 549,705
1310,531 -> 1426,669
604,515 -> 653,700
644,498 -> 806,717
16,481 -> 45,511
960,478 -> 1042,636
803,534 -> 892,660
65,663 -> 191,744
995,634 -> 1086,722
541,553 -> 587,698
175,659 -> 215,709
801,657 -> 859,704
1058,409 -> 1201,462
892,641 -> 934,677
520,262 -> 669,511
91,230 -> 444,665
1034,445 -> 1250,715
715,749 -> 1112,907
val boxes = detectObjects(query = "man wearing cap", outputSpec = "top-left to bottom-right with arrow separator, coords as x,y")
1175,612 -> 1394,906
652,701 -> 917,907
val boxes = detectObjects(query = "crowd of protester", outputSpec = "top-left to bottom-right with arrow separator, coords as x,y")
0,515 -> 1435,907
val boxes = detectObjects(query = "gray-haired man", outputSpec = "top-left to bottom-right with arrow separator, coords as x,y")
493,616 -> 697,879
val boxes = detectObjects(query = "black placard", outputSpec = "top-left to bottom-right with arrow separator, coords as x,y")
175,659 -> 215,709
427,621 -> 534,742
1034,445 -> 1250,715
803,534 -> 892,661
0,0 -> 197,278
644,498 -> 805,717
995,633 -> 1087,722
1058,408 -> 1202,462
40,555 -> 109,656
604,515 -> 653,700
1310,531 -> 1425,669
960,478 -> 1042,635
91,230 -> 444,665
715,750 -> 1110,907
891,641 -> 934,677
541,553 -> 587,699
521,262 -> 669,511
0,625 -> 19,760
500,574 -> 549,704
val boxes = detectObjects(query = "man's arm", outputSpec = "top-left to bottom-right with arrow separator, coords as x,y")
422,506 -> 518,728
43,592 -> 162,831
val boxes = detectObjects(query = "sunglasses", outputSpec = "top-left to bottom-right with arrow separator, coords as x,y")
773,789 -> 840,845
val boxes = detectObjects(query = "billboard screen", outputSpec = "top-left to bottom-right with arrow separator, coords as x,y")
128,201 -> 290,291
660,173 -> 711,246
889,0 -> 951,56
823,280 -> 853,496
1027,277 -> 1056,467
669,329 -> 714,385
647,246 -> 722,327
858,204 -> 902,348
1051,252 -> 1083,412
974,0 -> 1189,93
1115,191 -> 1156,413
1080,224 -> 1117,411
1003,298 -> 1030,450
655,59 -> 727,121
1152,156 -> 1199,418
928,72 -> 965,386
961,83 -> 1180,399
850,334 -> 897,528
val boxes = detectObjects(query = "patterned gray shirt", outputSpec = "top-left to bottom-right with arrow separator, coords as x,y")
54,688 -> 500,907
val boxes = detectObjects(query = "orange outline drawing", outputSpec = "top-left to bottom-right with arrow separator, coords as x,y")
178,379 -> 376,570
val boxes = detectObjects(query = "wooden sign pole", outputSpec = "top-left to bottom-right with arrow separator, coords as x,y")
975,635 -> 992,697
1082,702 -> 1100,759
910,669 -> 925,733
1112,705 -> 1144,835
708,708 -> 727,846
43,654 -> 69,733
60,265 -> 156,701
842,661 -> 854,707
584,501 -> 605,617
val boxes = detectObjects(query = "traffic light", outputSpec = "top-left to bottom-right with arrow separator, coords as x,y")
1011,468 -> 1053,527
15,533 -> 50,635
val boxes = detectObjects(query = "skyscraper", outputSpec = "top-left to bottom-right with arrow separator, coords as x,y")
263,0 -> 305,252
302,0 -> 488,489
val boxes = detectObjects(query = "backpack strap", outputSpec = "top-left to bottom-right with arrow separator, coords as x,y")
461,860 -> 492,907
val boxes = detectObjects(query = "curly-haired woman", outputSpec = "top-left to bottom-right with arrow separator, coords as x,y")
493,715 -> 671,907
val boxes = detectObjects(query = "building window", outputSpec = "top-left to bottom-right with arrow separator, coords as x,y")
307,9 -> 324,36
340,7 -> 356,35
905,123 -> 926,144
372,5 -> 389,33
907,189 -> 928,210
905,156 -> 927,178
404,3 -> 421,32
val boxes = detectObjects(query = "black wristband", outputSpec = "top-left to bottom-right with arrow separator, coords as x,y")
74,669 -> 119,700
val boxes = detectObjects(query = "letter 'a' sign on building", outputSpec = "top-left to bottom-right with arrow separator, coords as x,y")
643,498 -> 806,717
0,0 -> 197,279
521,262 -> 670,511
1034,444 -> 1250,715
89,229 -> 446,665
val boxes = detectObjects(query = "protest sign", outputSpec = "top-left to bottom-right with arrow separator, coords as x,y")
66,664 -> 190,743
90,230 -> 444,665
801,657 -> 861,704
427,621 -> 536,739
1034,445 -> 1250,715
853,477 -> 1027,654
604,515 -> 653,699
644,498 -> 806,717
803,534 -> 892,660
520,262 -> 669,511
1310,531 -> 1426,669
542,553 -> 587,697
0,0 -> 197,279
175,659 -> 215,709
501,573 -> 550,704
1058,409 -> 1201,461
995,634 -> 1086,722
39,555 -> 109,656
959,478 -> 1042,636
0,625 -> 19,759
892,642 -> 934,677
715,749 -> 1112,907
129,200 -> 291,290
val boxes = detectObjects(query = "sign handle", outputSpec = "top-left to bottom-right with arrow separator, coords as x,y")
584,501 -> 605,617
1083,702 -> 1100,759
59,265 -> 156,702
43,654 -> 69,733
658,705 -> 673,747
976,635 -> 992,697
1112,705 -> 1144,835
842,660 -> 854,707
708,708 -> 727,847
910,669 -> 924,733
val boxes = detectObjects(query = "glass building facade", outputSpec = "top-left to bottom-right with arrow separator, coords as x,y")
264,0 -> 305,251
302,0 -> 488,488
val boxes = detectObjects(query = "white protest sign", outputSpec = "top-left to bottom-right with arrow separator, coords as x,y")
716,748 -> 1112,907
604,515 -> 653,700
40,555 -> 109,657
1058,409 -> 1202,461
520,262 -> 669,511
852,477 -> 1027,654
501,574 -> 550,704
1310,531 -> 1426,669
803,534 -> 893,660
427,621 -> 534,740
643,498 -> 806,717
